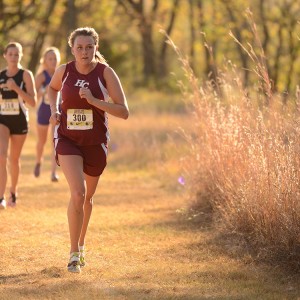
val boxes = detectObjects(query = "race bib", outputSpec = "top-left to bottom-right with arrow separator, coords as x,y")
67,109 -> 93,130
0,98 -> 20,115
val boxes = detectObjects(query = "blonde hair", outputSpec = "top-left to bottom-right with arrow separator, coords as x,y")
68,27 -> 108,65
40,46 -> 61,65
3,42 -> 23,55
35,46 -> 61,75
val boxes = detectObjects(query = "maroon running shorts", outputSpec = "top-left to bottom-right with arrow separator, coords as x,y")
54,137 -> 107,177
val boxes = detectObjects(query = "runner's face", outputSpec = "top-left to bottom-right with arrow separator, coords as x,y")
44,51 -> 59,71
4,47 -> 22,66
72,36 -> 96,65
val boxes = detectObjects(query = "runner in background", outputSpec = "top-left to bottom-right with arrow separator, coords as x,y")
0,42 -> 37,209
34,47 -> 61,182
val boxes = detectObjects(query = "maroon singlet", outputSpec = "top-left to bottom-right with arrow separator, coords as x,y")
54,61 -> 109,145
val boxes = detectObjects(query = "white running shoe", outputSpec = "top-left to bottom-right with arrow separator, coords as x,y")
0,198 -> 6,209
51,173 -> 59,182
67,252 -> 81,273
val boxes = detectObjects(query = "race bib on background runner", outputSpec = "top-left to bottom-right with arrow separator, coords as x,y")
0,98 -> 20,115
67,109 -> 93,130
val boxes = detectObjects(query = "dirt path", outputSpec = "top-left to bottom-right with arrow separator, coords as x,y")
1,112 -> 299,299
1,165 -> 299,299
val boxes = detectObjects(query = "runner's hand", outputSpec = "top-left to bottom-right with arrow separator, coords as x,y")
6,78 -> 18,91
49,111 -> 61,125
79,87 -> 94,104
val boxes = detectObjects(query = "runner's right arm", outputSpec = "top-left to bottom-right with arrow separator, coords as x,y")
48,64 -> 66,125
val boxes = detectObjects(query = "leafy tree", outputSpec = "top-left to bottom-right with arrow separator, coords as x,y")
116,0 -> 181,84
0,0 -> 39,45
28,0 -> 58,73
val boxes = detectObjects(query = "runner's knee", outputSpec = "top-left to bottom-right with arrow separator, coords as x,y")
71,189 -> 85,211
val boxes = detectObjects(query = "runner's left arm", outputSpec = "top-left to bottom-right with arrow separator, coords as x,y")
6,69 -> 37,107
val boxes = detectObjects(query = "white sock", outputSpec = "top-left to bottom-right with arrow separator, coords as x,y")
79,245 -> 85,252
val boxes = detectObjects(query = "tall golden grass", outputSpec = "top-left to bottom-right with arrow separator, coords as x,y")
1,88 -> 299,299
167,13 -> 300,269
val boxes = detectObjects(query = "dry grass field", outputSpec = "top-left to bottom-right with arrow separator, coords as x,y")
0,103 -> 300,299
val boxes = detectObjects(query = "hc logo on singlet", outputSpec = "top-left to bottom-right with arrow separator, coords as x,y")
74,79 -> 89,88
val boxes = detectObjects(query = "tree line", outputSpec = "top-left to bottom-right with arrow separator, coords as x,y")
1,0 -> 300,96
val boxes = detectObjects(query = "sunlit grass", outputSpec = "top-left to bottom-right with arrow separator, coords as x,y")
0,97 -> 299,299
126,88 -> 186,114
169,29 -> 300,269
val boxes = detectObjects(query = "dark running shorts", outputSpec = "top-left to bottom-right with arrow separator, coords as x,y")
0,114 -> 28,134
54,137 -> 107,177
37,102 -> 51,125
